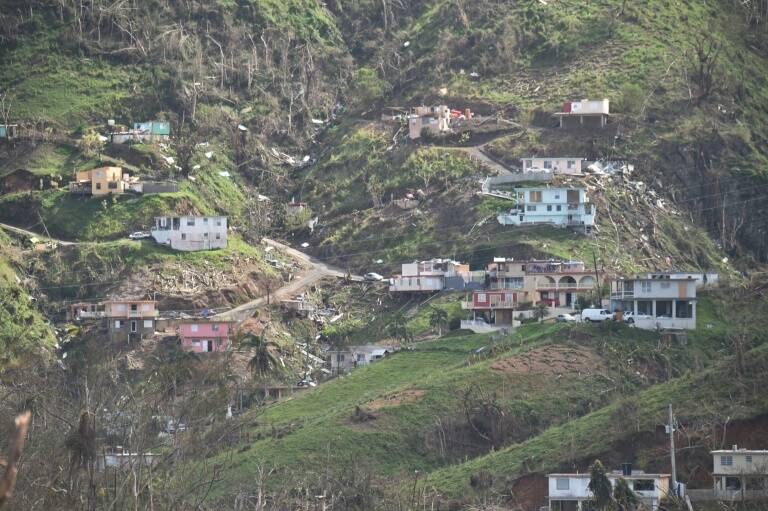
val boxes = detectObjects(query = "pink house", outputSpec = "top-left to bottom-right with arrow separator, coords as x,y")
178,320 -> 232,353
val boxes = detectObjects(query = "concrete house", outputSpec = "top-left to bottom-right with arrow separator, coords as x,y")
326,345 -> 394,375
389,258 -> 483,292
710,446 -> 768,500
67,302 -> 105,322
497,187 -> 595,232
68,167 -> 127,196
408,105 -> 451,139
610,274 -> 698,330
521,157 -> 586,175
104,299 -> 158,343
548,466 -> 670,511
178,320 -> 231,353
151,216 -> 227,251
109,120 -> 171,144
461,258 -> 603,332
553,99 -> 610,128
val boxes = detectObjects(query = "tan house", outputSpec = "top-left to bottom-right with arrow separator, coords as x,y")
103,299 -> 158,342
69,166 -> 127,195
554,99 -> 610,128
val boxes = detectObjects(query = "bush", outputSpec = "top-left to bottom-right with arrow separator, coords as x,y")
617,83 -> 644,114
449,316 -> 462,331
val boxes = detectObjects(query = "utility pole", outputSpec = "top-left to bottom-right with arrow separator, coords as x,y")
592,251 -> 601,305
668,403 -> 678,496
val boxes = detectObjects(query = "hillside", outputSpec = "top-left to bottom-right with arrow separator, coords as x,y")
1,0 -> 768,510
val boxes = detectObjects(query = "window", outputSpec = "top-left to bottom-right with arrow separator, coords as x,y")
337,353 -> 345,362
215,233 -> 221,240
547,205 -> 552,212
660,281 -> 671,289
356,354 -> 366,362
554,194 -> 560,200
115,304 -> 127,313
675,300 -> 693,318
203,217 -> 209,223
114,320 -> 123,329
567,160 -> 575,169
131,304 -> 138,311
634,480 -> 655,492
96,183 -> 102,190
746,455 -> 753,463
543,160 -> 552,169
477,293 -> 486,302
187,218 -> 195,226
212,324 -> 220,331
96,171 -> 104,179
529,191 -> 543,202
191,324 -> 199,332
130,321 -> 137,333
637,300 -> 653,315
525,159 -> 533,169
506,277 -> 524,289
584,204 -> 593,214
721,455 -> 733,466
640,281 -> 652,293
656,300 -> 673,317
556,205 -> 562,211
725,477 -> 741,490
555,478 -> 570,490
143,320 -> 153,328
181,233 -> 187,240
204,232 -> 209,238
527,205 -> 537,212
192,341 -> 201,347
216,338 -> 222,346
108,181 -> 118,189
216,219 -> 222,226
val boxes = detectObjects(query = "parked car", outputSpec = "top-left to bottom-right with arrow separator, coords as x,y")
296,379 -> 317,388
616,311 -> 652,324
363,272 -> 384,282
581,308 -> 613,322
128,231 -> 151,240
556,313 -> 578,323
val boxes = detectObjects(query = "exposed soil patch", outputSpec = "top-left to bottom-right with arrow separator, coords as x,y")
364,389 -> 426,411
490,344 -> 605,376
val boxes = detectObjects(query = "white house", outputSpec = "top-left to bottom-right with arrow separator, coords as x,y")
326,345 -> 395,374
554,99 -> 610,128
711,446 -> 768,500
521,157 -> 585,175
389,258 -> 483,292
610,274 -> 698,330
151,216 -> 227,251
639,272 -> 719,287
497,187 -> 595,232
548,467 -> 670,511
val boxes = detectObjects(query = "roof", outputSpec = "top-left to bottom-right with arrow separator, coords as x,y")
712,449 -> 768,455
103,299 -> 157,304
548,472 -> 670,479
522,156 -> 586,160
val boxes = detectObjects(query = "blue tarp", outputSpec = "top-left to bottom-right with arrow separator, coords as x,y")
0,126 -> 6,138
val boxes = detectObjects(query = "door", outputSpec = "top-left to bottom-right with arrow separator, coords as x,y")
130,320 -> 137,333
567,190 -> 579,203
565,293 -> 573,307
207,340 -> 213,352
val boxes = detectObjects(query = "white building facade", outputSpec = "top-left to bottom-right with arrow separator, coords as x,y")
711,447 -> 768,500
521,157 -> 585,175
548,469 -> 670,511
151,216 -> 227,251
497,188 -> 595,230
611,275 -> 697,330
389,259 -> 483,292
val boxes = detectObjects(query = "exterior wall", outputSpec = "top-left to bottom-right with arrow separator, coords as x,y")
179,321 -> 231,353
327,347 -> 391,373
408,106 -> 451,139
151,216 -> 228,251
104,301 -> 157,319
548,473 -> 668,511
108,317 -> 155,342
389,259 -> 474,292
389,275 -> 444,292
521,157 -> 585,175
611,278 -> 697,330
713,451 -> 768,476
497,188 -> 595,227
90,167 -> 125,196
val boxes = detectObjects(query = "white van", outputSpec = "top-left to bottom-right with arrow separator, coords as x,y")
581,309 -> 613,322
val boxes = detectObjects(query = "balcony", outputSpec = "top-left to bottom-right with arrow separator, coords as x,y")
536,283 -> 594,291
461,301 -> 516,310
610,291 -> 634,299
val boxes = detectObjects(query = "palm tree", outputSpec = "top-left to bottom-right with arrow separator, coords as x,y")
613,477 -> 639,511
239,333 -> 282,380
428,306 -> 449,337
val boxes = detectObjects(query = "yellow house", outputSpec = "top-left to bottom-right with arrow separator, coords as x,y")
69,166 -> 126,195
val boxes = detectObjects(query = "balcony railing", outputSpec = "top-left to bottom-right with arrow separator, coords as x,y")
461,301 -> 516,309
536,283 -> 594,291
610,291 -> 635,299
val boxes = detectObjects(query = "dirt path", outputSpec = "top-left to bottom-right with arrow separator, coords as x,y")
448,145 -> 514,176
214,238 -> 364,322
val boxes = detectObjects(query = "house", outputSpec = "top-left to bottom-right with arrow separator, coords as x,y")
151,216 -> 227,251
461,258 -> 603,331
521,157 -> 586,175
104,299 -> 158,342
639,271 -> 719,287
95,446 -> 159,472
389,258 -> 483,292
711,446 -> 768,500
553,99 -> 610,128
67,302 -> 105,322
109,120 -> 171,144
326,345 -> 395,374
178,320 -> 231,353
610,274 -> 698,330
1,169 -> 54,194
548,466 -> 670,511
0,124 -> 18,139
497,187 -> 595,232
408,105 -> 452,139
68,166 -> 127,196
